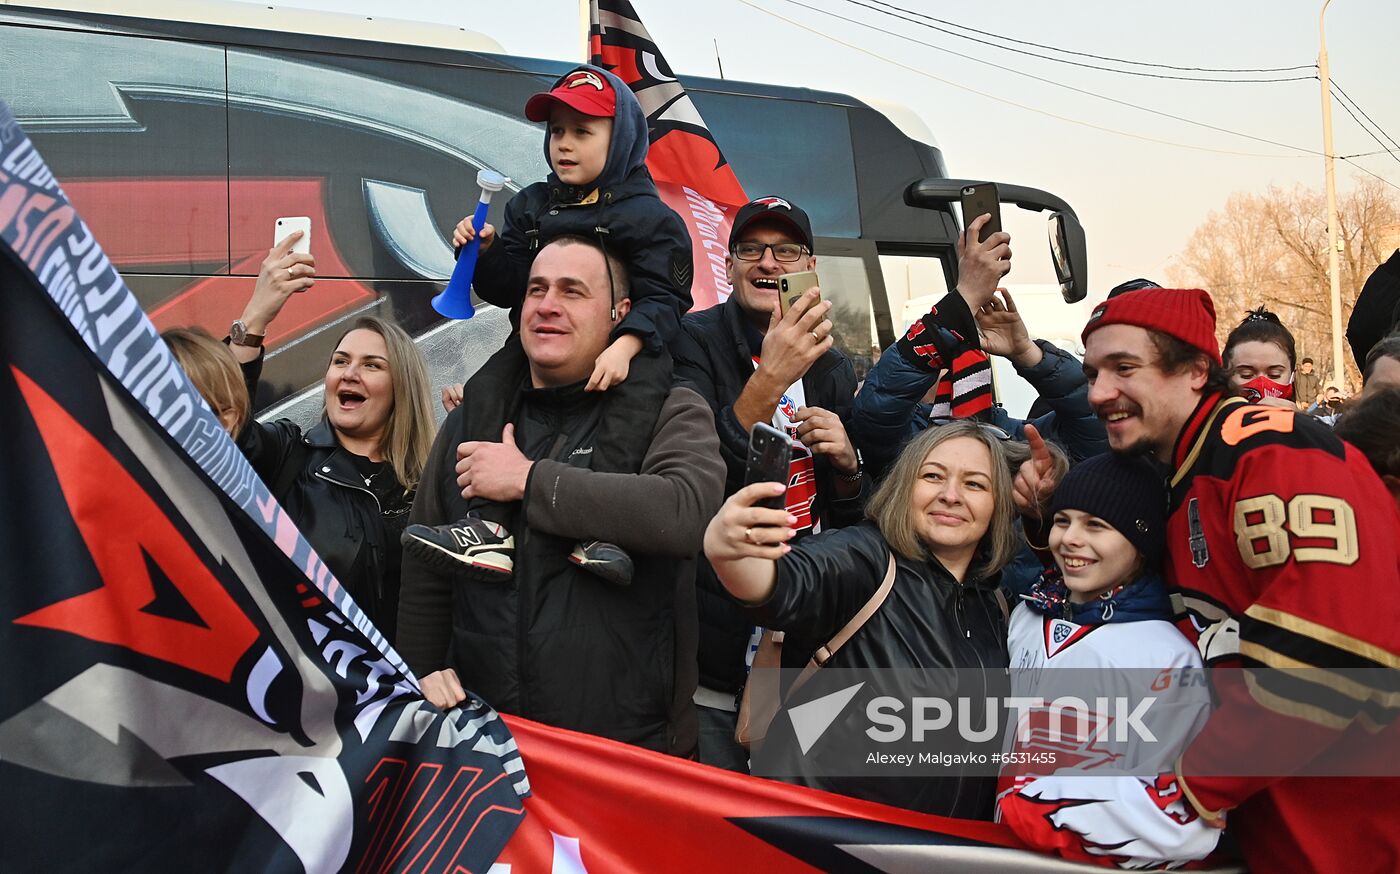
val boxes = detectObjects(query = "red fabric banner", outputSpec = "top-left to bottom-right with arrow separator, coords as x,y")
498,715 -> 1028,872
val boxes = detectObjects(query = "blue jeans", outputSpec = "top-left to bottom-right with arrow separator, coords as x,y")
696,704 -> 750,774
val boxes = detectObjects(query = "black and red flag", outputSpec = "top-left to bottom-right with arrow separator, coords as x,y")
0,99 -> 527,872
589,0 -> 748,311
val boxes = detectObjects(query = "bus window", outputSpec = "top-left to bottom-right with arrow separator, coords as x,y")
879,253 -> 952,337
804,238 -> 892,381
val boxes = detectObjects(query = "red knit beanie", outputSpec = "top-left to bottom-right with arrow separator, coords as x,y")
1081,288 -> 1222,366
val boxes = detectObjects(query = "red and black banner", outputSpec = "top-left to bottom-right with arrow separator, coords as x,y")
589,0 -> 748,311
0,100 -> 527,872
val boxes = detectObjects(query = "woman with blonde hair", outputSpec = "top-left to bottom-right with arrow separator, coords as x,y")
162,326 -> 249,435
230,234 -> 435,643
705,420 -> 1047,818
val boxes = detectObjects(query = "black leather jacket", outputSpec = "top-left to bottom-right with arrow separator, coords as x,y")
238,417 -> 410,641
749,521 -> 1009,819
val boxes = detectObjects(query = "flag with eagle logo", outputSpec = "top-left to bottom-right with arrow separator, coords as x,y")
589,0 -> 748,310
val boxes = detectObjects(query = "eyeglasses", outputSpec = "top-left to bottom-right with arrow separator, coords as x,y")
928,416 -> 1011,440
731,241 -> 809,262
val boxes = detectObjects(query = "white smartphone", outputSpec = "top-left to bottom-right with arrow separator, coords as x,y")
274,216 -> 312,255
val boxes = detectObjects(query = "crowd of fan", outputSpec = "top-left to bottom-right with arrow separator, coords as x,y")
163,65 -> 1400,873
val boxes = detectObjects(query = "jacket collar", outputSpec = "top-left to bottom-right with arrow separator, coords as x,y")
1170,392 -> 1240,488
1024,567 -> 1174,624
305,417 -> 339,448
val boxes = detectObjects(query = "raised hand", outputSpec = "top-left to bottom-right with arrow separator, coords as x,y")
956,214 -> 1011,311
1013,423 -> 1059,517
976,288 -> 1041,368
244,231 -> 316,332
452,218 -> 496,251
703,482 -> 797,565
757,288 -> 834,391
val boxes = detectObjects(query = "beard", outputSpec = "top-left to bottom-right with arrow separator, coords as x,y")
1111,434 -> 1159,458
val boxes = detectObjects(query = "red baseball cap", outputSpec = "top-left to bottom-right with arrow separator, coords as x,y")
1082,287 -> 1222,365
525,68 -> 616,121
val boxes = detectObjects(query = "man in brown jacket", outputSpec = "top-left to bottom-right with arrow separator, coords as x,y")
397,235 -> 724,756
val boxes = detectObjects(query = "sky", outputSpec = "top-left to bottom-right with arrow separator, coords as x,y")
232,0 -> 1400,300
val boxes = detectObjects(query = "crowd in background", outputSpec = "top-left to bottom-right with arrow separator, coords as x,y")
160,65 -> 1400,873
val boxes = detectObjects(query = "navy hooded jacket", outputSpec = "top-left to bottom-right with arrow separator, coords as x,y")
471,65 -> 693,351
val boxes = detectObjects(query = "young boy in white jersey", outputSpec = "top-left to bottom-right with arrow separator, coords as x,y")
996,453 -> 1220,869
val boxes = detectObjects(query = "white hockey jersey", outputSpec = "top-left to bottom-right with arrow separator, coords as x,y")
996,601 -> 1219,870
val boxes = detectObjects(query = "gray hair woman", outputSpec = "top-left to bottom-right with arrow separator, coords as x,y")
705,420 -> 1035,819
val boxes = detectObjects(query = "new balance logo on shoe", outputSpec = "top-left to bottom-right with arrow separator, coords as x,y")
402,517 -> 515,580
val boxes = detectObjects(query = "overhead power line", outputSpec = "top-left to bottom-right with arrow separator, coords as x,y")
1330,90 -> 1400,171
1340,148 -> 1400,159
1330,79 -> 1400,153
843,0 -> 1317,83
1336,157 -> 1400,193
738,0 -> 1312,158
756,0 -> 1323,157
859,0 -> 1317,75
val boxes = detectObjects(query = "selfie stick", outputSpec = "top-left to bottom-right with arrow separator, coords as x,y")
433,169 -> 509,319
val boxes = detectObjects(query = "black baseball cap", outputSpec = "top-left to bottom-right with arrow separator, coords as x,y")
729,196 -> 814,253
1107,278 -> 1162,298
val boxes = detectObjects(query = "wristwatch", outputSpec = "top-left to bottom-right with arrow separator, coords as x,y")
837,449 -> 864,482
229,319 -> 265,348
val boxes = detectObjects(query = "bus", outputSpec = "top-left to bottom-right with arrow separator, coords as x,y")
0,0 -> 1085,423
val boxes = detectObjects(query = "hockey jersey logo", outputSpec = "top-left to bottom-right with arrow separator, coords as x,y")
1044,618 -> 1096,658
1187,498 -> 1209,568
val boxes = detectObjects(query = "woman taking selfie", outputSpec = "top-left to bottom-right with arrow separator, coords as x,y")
230,234 -> 435,644
705,420 -> 1049,818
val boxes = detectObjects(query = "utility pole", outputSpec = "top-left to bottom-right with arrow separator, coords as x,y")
1318,0 -> 1347,388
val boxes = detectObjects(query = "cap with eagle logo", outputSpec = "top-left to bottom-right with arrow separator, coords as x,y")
525,66 -> 617,121
729,195 -> 814,253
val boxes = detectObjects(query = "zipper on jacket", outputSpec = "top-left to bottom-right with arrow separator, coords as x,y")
313,468 -> 383,513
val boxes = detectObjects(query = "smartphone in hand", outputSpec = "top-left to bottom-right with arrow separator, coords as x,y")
777,270 -> 821,317
960,183 -> 1001,244
745,422 -> 792,510
275,216 -> 312,255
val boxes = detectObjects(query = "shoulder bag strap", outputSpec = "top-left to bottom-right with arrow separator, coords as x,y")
787,552 -> 898,701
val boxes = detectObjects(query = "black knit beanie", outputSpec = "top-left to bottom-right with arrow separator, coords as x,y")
1049,453 -> 1167,567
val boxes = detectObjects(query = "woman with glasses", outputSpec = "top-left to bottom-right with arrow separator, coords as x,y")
704,420 -> 1062,817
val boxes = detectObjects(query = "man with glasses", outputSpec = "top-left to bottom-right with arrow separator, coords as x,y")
672,196 -> 866,772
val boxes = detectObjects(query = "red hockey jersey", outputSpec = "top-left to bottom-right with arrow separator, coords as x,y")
1166,394 -> 1400,874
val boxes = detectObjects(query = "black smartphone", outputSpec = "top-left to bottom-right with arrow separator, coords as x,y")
960,183 -> 1002,244
744,422 -> 792,510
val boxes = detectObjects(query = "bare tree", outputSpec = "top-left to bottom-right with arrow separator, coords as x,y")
1166,177 -> 1400,391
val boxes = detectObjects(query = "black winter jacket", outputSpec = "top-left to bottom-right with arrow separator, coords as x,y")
472,65 -> 692,350
397,381 -> 725,757
238,417 -> 410,641
749,522 -> 1009,819
672,296 -> 865,696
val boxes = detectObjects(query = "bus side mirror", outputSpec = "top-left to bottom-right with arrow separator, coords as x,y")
1048,211 -> 1087,304
904,177 -> 1089,304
